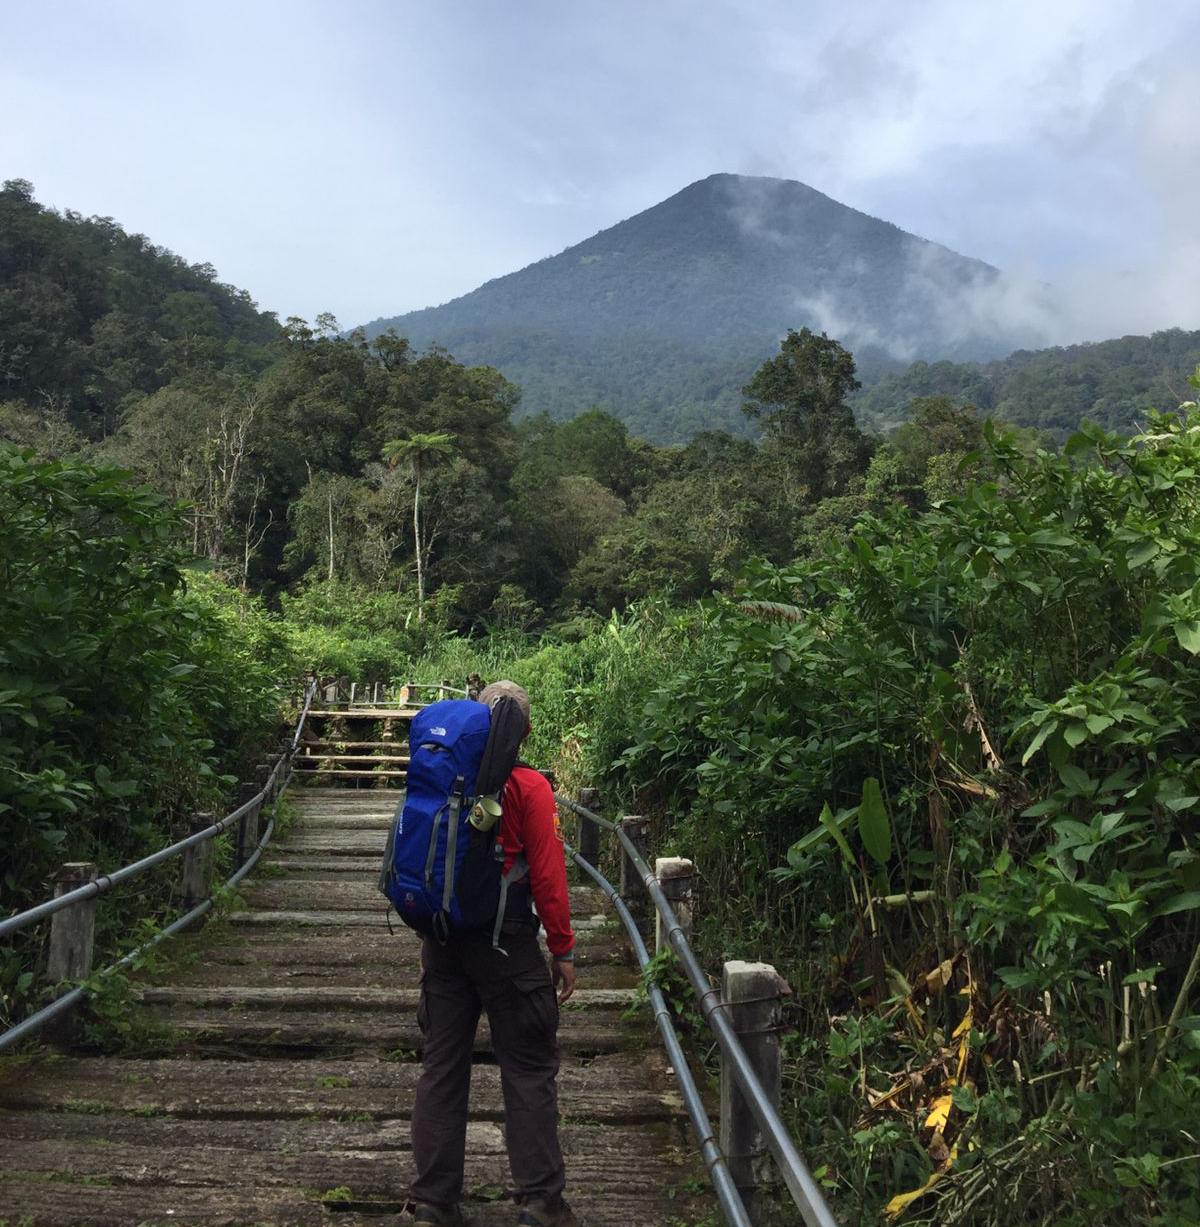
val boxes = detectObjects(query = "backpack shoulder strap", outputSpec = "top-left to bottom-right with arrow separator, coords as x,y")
491,854 -> 530,953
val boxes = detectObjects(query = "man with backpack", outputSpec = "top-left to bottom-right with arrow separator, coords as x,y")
389,680 -> 578,1227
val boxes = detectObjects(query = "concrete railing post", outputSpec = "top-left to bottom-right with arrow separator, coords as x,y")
576,788 -> 602,867
654,857 -> 694,957
720,961 -> 791,1216
44,862 -> 98,1045
619,816 -> 650,917
180,813 -> 215,916
235,783 -> 261,869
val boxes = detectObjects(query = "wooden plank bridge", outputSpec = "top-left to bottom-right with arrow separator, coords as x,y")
0,694 -> 714,1226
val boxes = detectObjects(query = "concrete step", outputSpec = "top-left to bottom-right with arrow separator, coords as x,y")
136,986 -> 637,1011
222,910 -> 618,932
0,1115 -> 702,1226
241,879 -> 609,915
0,1051 -> 685,1123
167,928 -> 636,988
137,1005 -> 647,1058
291,769 -> 408,780
300,740 -> 410,750
294,754 -> 410,764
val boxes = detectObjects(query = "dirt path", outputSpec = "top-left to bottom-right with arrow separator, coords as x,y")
0,788 -> 711,1225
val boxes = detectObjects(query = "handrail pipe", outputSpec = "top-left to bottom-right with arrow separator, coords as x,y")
566,840 -> 753,1227
557,794 -> 839,1227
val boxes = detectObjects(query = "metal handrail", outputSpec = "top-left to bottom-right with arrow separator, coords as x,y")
557,794 -> 839,1227
0,681 -> 317,1052
0,681 -> 315,942
0,808 -> 281,1054
567,840 -> 753,1227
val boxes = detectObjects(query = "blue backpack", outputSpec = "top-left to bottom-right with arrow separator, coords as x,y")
379,697 -> 529,945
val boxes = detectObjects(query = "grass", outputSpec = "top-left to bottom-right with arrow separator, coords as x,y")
59,1098 -> 113,1115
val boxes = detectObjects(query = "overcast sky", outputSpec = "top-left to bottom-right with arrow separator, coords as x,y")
3,1 -> 1198,335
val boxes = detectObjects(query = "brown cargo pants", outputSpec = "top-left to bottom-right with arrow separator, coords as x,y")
409,929 -> 566,1208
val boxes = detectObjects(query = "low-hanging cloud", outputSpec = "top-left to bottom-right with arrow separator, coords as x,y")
725,48 -> 1200,368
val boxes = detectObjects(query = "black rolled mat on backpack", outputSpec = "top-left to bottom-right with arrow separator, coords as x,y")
475,694 -> 526,796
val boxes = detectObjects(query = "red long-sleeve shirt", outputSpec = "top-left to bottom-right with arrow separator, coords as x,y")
500,766 -> 575,958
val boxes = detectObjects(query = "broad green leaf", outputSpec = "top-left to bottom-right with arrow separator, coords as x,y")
1153,891 -> 1200,917
1057,763 -> 1093,794
1021,722 -> 1055,765
1174,620 -> 1200,654
857,778 -> 891,866
1164,794 -> 1199,812
1063,722 -> 1088,747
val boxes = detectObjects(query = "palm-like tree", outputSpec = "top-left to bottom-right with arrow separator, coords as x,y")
381,431 -> 455,621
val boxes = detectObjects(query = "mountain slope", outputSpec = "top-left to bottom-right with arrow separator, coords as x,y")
363,174 -> 1046,441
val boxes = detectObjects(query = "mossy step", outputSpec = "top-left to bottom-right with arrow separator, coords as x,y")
0,1051 -> 682,1123
166,928 -> 634,987
136,1005 -> 648,1057
241,879 -> 609,914
223,910 -> 617,931
136,986 -> 636,1010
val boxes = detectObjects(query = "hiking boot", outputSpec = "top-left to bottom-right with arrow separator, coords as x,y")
411,1204 -> 466,1226
517,1197 -> 578,1227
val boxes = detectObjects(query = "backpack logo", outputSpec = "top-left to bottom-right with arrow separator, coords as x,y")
430,726 -> 447,736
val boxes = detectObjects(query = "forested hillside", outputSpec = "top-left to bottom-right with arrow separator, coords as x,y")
856,327 -> 1200,438
0,178 -> 280,437
363,173 -> 1043,441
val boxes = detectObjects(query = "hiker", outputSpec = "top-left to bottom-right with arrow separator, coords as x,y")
409,680 -> 578,1227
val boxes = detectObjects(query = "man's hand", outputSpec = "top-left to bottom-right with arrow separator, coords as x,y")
551,957 -> 576,1005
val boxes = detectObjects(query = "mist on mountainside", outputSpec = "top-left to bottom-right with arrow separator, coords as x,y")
363,171 -> 1184,442
364,174 -> 1056,440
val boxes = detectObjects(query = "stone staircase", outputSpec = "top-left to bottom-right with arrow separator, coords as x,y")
0,784 -> 712,1225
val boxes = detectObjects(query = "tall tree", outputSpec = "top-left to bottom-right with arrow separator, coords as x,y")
742,328 -> 870,501
381,431 -> 455,620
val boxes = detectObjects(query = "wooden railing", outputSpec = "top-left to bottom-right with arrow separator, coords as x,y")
309,677 -> 473,711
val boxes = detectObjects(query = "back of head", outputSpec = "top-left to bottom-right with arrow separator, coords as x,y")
478,680 -> 531,728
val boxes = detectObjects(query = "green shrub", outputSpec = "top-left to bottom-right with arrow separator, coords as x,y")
0,447 -> 280,1025
610,404 -> 1200,1224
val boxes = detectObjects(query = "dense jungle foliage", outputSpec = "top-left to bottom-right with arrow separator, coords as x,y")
0,178 -> 279,436
4,177 -> 999,635
0,448 -> 284,1024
